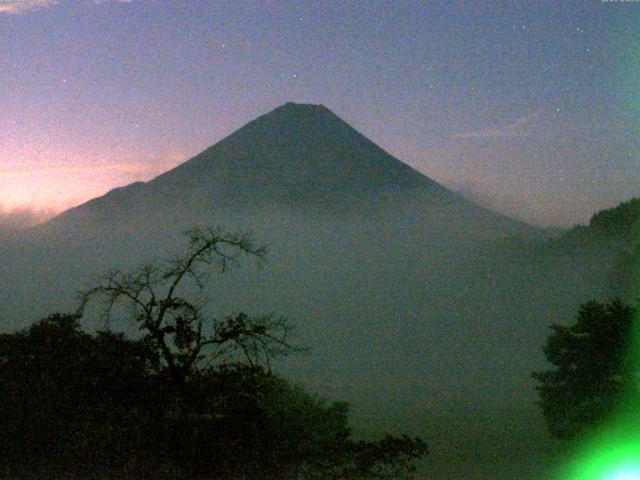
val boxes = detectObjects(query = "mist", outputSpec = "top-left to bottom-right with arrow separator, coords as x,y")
0,204 -> 56,236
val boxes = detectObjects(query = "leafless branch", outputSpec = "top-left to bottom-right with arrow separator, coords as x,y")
76,226 -> 294,382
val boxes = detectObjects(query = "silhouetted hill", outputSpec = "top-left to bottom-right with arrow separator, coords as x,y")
153,102 -> 439,198
571,197 -> 640,300
564,197 -> 640,242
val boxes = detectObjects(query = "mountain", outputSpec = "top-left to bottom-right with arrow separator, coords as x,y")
50,102 -> 529,233
0,103 -> 621,479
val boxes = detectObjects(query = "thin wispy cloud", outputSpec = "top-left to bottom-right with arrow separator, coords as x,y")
0,161 -> 173,178
0,204 -> 55,235
0,0 -> 131,15
450,111 -> 542,141
0,0 -> 58,14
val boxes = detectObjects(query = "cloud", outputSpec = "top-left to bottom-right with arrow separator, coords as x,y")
0,155 -> 185,215
450,111 -> 542,141
0,0 -> 131,15
0,159 -> 179,178
0,0 -> 58,14
0,204 -> 55,236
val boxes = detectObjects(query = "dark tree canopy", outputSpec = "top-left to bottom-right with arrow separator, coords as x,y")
533,299 -> 637,439
0,227 -> 428,479
589,197 -> 640,239
0,313 -> 152,466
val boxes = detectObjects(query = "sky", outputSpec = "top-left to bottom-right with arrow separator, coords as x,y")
0,0 -> 638,228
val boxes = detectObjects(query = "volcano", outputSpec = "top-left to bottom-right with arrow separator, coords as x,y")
51,102 -> 529,231
0,103 -> 617,479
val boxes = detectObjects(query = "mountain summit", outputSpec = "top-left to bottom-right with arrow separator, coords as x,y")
148,102 -> 446,205
48,102 -> 531,232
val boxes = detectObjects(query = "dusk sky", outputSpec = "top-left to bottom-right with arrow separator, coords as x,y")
1,0 -> 638,227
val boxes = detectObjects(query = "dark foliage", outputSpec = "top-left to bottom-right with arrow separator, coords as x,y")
0,314 -> 427,478
0,313 -> 153,467
533,299 -> 637,439
0,228 -> 427,478
589,197 -> 640,239
546,197 -> 640,252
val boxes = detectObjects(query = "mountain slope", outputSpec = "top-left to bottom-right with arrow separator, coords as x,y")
49,103 -> 531,234
153,102 -> 436,197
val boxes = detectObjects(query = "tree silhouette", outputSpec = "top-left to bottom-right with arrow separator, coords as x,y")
533,299 -> 637,439
589,197 -> 640,239
78,226 -> 297,383
0,313 -> 152,467
0,227 -> 428,478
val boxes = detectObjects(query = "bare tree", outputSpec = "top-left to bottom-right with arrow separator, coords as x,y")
78,226 -> 297,382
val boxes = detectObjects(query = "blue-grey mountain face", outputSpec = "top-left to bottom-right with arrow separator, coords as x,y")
0,104 -> 620,479
155,102 -> 434,199
49,103 -> 527,230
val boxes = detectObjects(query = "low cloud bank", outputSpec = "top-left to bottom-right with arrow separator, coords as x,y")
0,205 -> 56,235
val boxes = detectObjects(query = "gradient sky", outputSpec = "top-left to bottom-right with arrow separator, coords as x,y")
0,0 -> 638,227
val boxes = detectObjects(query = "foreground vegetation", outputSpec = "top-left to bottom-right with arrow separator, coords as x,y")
534,299 -> 638,440
533,199 -> 640,439
0,227 -> 426,479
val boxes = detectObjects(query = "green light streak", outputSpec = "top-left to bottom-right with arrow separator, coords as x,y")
557,416 -> 640,479
555,224 -> 640,479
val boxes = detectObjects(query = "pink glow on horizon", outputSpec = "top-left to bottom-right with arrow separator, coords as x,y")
0,145 -> 188,213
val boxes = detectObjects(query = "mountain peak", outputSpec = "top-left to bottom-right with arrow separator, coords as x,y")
252,102 -> 338,128
44,103 -> 534,234
147,102 -> 445,205
280,101 -> 327,110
